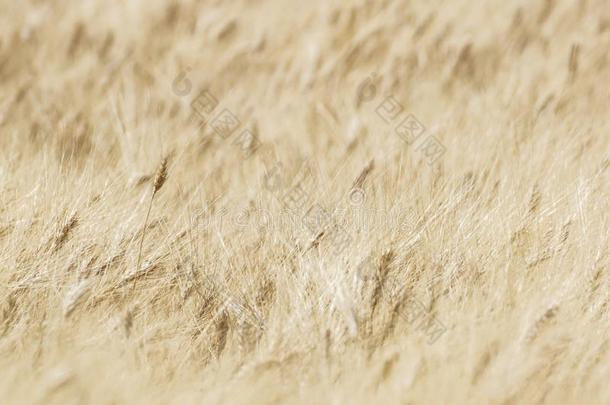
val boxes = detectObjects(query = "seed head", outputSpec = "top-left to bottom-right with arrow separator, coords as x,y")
153,157 -> 168,194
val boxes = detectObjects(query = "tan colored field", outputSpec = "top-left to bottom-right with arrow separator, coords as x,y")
0,0 -> 609,403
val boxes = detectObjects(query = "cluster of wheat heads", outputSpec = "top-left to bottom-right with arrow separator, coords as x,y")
0,0 -> 609,404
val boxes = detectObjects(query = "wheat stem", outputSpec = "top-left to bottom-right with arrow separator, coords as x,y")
136,190 -> 156,276
134,157 -> 168,290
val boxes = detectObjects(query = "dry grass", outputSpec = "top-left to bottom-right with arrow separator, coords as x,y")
0,0 -> 609,404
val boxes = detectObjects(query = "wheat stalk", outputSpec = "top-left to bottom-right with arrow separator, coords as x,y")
135,157 -> 168,285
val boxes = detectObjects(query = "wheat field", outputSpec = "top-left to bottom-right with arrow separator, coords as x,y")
0,0 -> 609,404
